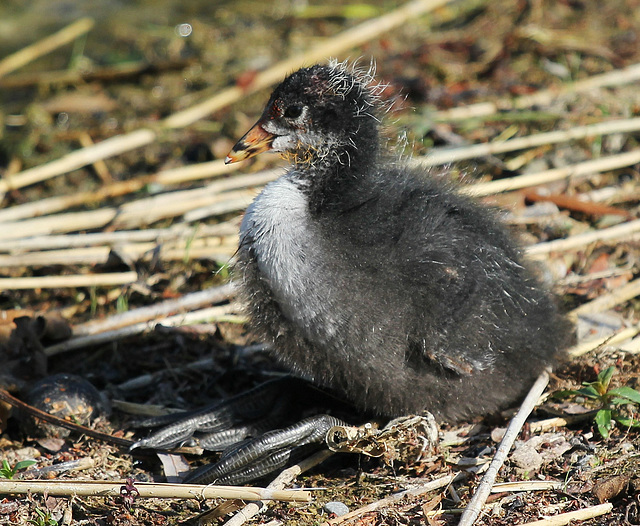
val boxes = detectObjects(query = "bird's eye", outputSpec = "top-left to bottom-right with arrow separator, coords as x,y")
283,105 -> 303,119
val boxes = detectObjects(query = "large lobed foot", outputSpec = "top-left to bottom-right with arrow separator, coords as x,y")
130,378 -> 347,484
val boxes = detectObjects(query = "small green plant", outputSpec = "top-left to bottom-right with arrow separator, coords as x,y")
555,366 -> 640,439
0,459 -> 37,479
183,224 -> 199,264
116,292 -> 129,313
27,507 -> 58,526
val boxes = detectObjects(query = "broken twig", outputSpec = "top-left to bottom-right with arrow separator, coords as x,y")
222,449 -> 334,526
0,480 -> 310,503
420,117 -> 640,166
458,369 -> 551,526
465,149 -> 640,196
0,18 -> 94,78
0,271 -> 137,290
434,61 -> 640,121
519,502 -> 612,526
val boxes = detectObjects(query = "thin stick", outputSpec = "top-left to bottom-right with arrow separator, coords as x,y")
44,305 -> 245,357
419,117 -> 640,166
0,388 -> 133,448
434,61 -> 640,121
620,335 -> 640,353
113,188 -> 256,229
0,161 -> 246,223
458,369 -> 551,526
0,165 -> 275,225
154,159 -> 281,186
0,271 -> 137,290
222,449 -> 334,526
0,18 -> 95,78
491,481 -> 564,493
568,324 -> 640,358
0,179 -> 149,223
519,503 -> 613,526
183,197 -> 254,223
0,189 -> 247,240
0,58 -> 194,88
0,479 -> 310,503
464,149 -> 640,196
21,457 -> 96,479
569,277 -> 640,321
321,473 -> 459,526
0,128 -> 156,195
528,415 -> 592,433
64,283 -> 235,337
0,245 -> 123,267
526,219 -> 640,257
4,0 -> 450,194
523,190 -> 630,218
0,209 -> 117,240
115,170 -> 278,215
77,131 -> 112,183
0,221 -> 238,252
0,239 -> 237,268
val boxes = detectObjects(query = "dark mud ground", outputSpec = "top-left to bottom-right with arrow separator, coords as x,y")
1,0 -> 640,524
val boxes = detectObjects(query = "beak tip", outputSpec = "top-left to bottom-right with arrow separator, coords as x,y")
226,122 -> 275,164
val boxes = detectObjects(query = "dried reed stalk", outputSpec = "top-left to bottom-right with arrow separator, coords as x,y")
71,283 -> 235,336
519,503 -> 613,526
0,172 -> 273,238
45,305 -> 245,357
0,18 -> 94,78
465,149 -> 640,196
0,160 -> 246,223
0,221 -> 238,252
568,324 -> 640,358
0,238 -> 237,267
0,271 -> 137,290
527,219 -> 640,257
420,117 -> 640,166
569,278 -> 640,321
222,449 -> 334,526
0,479 -> 310,503
434,61 -> 640,121
458,370 -> 551,526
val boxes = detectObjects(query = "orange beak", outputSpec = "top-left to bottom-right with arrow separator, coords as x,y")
225,121 -> 276,164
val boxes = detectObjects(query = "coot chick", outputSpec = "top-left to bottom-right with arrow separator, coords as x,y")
134,61 -> 571,484
228,60 -> 569,422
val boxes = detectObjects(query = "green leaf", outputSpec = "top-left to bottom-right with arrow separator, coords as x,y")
0,460 -> 14,479
610,398 -> 634,407
608,386 -> 640,404
576,385 -> 601,399
552,389 -> 584,399
595,408 -> 613,439
597,367 -> 616,390
14,459 -> 37,471
614,415 -> 640,428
